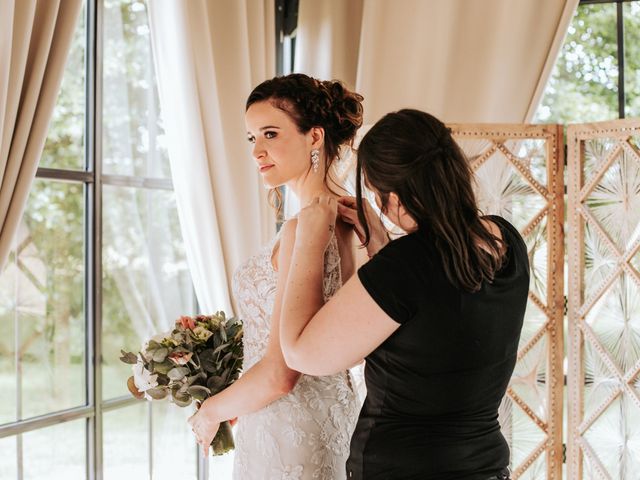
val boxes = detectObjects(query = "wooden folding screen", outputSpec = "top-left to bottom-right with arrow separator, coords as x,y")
450,124 -> 565,479
567,119 -> 640,480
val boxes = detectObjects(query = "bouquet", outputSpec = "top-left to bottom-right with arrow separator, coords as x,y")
120,311 -> 243,455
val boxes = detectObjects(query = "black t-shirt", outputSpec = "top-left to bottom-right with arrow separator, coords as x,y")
346,216 -> 529,480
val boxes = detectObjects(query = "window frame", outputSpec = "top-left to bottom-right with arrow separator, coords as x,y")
578,0 -> 637,119
0,1 -> 198,479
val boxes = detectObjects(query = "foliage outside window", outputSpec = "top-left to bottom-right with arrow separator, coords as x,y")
0,1 -> 198,478
535,1 -> 640,123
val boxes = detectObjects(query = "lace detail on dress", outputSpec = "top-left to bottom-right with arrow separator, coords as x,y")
231,231 -> 359,480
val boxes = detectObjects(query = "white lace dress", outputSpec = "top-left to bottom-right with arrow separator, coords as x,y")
231,232 -> 360,480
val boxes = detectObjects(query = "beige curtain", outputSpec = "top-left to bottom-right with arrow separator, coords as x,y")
147,0 -> 276,315
296,0 -> 578,124
0,0 -> 83,269
294,0 -> 363,89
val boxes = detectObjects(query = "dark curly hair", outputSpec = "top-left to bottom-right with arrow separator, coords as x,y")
246,74 -> 364,210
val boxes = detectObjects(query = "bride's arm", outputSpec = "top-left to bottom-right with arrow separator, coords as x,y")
280,196 -> 399,376
188,220 -> 302,443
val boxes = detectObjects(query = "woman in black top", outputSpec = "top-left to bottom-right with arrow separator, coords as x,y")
279,109 -> 529,479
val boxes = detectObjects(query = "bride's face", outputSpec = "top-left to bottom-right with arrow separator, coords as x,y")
245,100 -> 313,189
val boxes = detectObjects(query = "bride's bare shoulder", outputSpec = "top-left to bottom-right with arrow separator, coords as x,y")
271,218 -> 298,271
335,219 -> 358,278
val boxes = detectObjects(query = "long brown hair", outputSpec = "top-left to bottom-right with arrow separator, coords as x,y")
246,74 -> 364,214
356,109 -> 505,292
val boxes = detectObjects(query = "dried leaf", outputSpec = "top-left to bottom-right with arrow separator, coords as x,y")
127,376 -> 145,400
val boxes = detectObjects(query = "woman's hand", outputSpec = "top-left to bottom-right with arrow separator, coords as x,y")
188,402 -> 220,457
337,196 -> 389,258
296,195 -> 338,253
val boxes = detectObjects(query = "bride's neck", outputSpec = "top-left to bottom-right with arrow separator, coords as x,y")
287,171 -> 341,206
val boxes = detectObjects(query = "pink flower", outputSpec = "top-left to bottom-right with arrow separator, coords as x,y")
168,351 -> 193,366
178,316 -> 196,330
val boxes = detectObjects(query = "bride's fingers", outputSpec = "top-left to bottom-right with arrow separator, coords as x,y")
321,194 -> 334,206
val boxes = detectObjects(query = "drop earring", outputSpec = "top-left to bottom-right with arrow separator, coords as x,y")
311,149 -> 320,173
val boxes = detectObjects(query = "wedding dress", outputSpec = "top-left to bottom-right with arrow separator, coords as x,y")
231,230 -> 359,480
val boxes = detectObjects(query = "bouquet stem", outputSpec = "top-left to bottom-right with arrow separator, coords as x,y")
211,421 -> 235,456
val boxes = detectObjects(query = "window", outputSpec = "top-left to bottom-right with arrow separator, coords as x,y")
535,0 -> 640,123
0,1 -> 198,478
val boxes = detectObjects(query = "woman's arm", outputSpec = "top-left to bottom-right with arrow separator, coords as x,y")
189,220 -> 302,448
280,196 -> 399,376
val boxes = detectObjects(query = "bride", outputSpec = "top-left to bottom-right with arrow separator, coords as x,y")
188,73 -> 364,479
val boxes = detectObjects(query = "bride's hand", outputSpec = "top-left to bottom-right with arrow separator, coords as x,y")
296,194 -> 337,253
188,403 -> 220,457
337,196 -> 389,258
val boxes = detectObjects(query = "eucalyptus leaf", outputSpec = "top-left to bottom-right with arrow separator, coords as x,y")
190,352 -> 201,369
199,350 -> 217,373
186,373 -> 206,386
207,375 -> 226,393
119,351 -> 138,365
212,343 -> 230,356
172,391 -> 192,407
187,385 -> 211,395
152,347 -> 169,363
187,385 -> 211,401
153,360 -> 174,375
167,367 -> 188,381
221,351 -> 233,365
146,387 -> 168,400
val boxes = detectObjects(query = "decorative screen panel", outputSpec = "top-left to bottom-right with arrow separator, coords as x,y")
567,120 -> 640,480
450,124 -> 565,480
